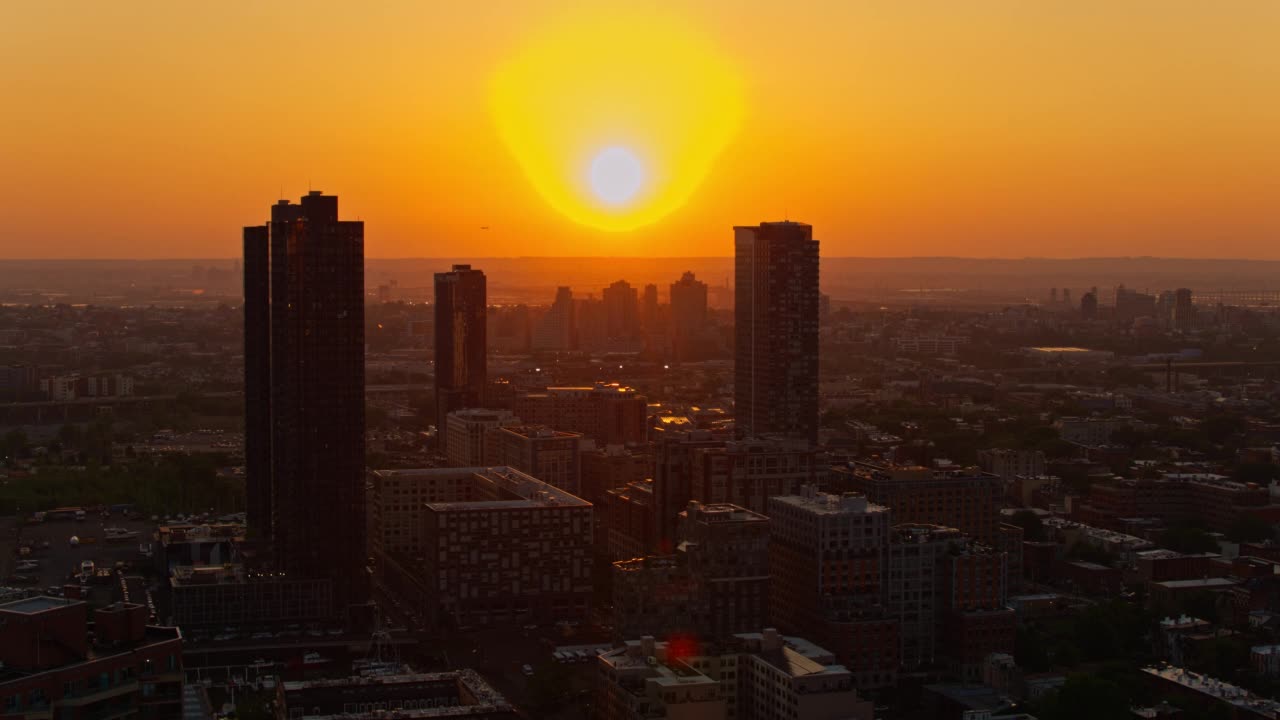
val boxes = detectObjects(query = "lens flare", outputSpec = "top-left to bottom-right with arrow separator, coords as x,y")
490,9 -> 744,232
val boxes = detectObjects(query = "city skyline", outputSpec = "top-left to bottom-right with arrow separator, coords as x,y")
4,4 -> 1280,719
3,2 -> 1279,260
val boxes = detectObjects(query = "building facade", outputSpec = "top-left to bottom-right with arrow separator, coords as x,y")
834,461 -> 1004,544
417,467 -> 593,627
768,488 -> 899,689
444,408 -> 519,468
595,630 -> 872,720
243,191 -> 368,616
512,384 -> 648,445
434,264 -> 487,451
733,221 -> 820,445
0,598 -> 183,720
612,502 -> 770,642
486,425 -> 583,496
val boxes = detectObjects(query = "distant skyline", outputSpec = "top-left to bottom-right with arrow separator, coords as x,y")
2,1 -> 1278,259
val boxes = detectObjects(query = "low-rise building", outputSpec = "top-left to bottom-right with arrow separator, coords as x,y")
444,408 -> 519,467
418,466 -> 592,628
580,443 -> 651,507
486,424 -> 583,496
595,630 -> 873,720
1143,665 -> 1280,719
276,671 -> 516,719
168,565 -> 333,629
0,597 -> 184,720
611,502 -> 769,642
1251,645 -> 1280,677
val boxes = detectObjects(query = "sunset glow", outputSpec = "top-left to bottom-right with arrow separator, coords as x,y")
0,2 -> 1278,258
490,8 -> 744,232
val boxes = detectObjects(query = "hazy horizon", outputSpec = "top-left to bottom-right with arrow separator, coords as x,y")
7,254 -> 1280,262
3,2 -> 1279,259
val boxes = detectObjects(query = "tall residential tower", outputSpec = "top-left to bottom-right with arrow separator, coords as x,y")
733,221 -> 820,445
243,191 -> 368,617
434,264 -> 487,452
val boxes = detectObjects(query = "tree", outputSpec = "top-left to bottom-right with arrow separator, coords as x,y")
526,662 -> 572,712
1015,626 -> 1051,672
1228,514 -> 1274,544
1235,463 -> 1280,485
1158,526 -> 1220,554
1039,675 -> 1131,720
1067,541 -> 1116,566
1193,635 -> 1249,681
58,423 -> 83,449
1202,415 -> 1247,445
1009,510 -> 1047,542
1,428 -> 28,459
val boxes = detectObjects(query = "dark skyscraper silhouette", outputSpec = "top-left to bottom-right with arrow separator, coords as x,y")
1173,287 -> 1194,332
434,264 -> 487,452
243,190 -> 368,616
1081,287 -> 1099,319
243,225 -> 271,541
603,279 -> 640,340
640,282 -> 659,333
733,221 -> 820,445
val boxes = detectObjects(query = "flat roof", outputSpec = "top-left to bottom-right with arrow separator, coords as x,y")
771,492 -> 887,516
0,595 -> 82,614
1155,578 -> 1238,589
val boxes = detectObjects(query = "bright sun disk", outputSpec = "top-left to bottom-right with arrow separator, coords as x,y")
490,8 -> 744,232
590,147 -> 645,206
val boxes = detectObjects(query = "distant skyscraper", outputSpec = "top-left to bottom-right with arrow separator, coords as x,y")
1115,284 -> 1156,320
1081,288 -> 1098,319
434,264 -> 487,451
640,283 -> 659,332
243,225 -> 271,542
603,279 -> 640,339
733,221 -> 820,444
243,190 -> 368,616
1173,288 -> 1194,333
533,286 -> 575,351
670,271 -> 708,335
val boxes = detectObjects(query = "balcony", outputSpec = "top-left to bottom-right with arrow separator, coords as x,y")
60,681 -> 140,707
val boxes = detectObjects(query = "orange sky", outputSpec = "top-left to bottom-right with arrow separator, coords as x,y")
1,1 -> 1278,259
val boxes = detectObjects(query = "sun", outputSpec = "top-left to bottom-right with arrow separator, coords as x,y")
590,147 -> 645,207
490,8 -> 745,232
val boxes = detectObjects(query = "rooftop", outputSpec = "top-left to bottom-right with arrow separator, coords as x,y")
1154,578 -> 1238,590
495,424 -> 582,440
843,460 -> 997,483
771,488 -> 887,516
1144,665 -> 1280,714
0,595 -> 81,614
682,502 -> 768,524
407,466 -> 589,510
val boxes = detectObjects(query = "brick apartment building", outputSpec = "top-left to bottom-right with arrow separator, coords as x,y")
611,502 -> 770,642
512,384 -> 648,445
0,597 -> 183,720
768,488 -> 900,689
486,424 -> 583,496
833,461 -> 1005,544
394,466 -> 593,628
596,630 -> 873,720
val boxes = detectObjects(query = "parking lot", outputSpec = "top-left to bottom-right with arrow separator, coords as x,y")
9,515 -> 157,603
